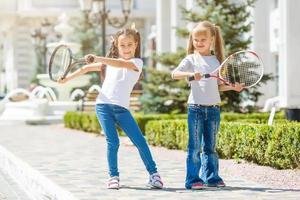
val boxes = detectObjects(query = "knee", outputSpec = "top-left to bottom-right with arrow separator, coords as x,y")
106,139 -> 120,149
202,146 -> 216,155
187,148 -> 201,163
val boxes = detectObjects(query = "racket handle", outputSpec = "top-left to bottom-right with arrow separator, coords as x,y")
188,74 -> 210,81
87,56 -> 95,63
188,75 -> 195,81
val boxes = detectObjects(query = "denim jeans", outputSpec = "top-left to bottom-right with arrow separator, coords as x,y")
185,104 -> 223,188
95,103 -> 157,177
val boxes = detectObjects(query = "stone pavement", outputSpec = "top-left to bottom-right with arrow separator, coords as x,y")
0,170 -> 31,200
0,122 -> 299,200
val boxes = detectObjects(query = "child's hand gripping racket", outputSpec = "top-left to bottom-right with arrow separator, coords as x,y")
48,44 -> 96,82
188,50 -> 264,89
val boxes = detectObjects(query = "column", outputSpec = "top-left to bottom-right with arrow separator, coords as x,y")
156,0 -> 171,69
279,0 -> 300,109
170,0 -> 186,52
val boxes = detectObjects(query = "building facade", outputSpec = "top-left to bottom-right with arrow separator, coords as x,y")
0,0 -> 156,95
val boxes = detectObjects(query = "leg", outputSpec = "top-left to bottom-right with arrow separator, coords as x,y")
200,107 -> 223,185
113,105 -> 158,175
95,104 -> 120,177
185,105 -> 204,189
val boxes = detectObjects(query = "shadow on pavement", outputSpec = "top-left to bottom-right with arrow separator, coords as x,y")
120,185 -> 300,193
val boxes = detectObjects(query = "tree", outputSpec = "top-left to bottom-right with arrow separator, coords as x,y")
141,0 -> 273,113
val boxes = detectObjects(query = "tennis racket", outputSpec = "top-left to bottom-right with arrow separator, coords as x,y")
188,50 -> 264,88
48,44 -> 95,82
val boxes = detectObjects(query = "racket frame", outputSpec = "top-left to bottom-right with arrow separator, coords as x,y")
48,44 -> 86,82
188,50 -> 264,88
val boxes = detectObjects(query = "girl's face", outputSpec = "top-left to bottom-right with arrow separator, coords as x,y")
192,31 -> 214,56
117,34 -> 137,60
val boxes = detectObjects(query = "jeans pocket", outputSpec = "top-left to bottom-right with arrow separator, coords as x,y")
113,105 -> 128,114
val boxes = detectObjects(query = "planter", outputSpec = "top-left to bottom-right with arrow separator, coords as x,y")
285,108 -> 300,122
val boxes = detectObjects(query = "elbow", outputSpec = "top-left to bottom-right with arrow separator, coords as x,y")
171,71 -> 176,80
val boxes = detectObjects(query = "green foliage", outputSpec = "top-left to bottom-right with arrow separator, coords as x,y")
64,111 -> 299,169
64,111 -> 101,134
146,120 -> 188,150
144,119 -> 300,169
141,68 -> 190,114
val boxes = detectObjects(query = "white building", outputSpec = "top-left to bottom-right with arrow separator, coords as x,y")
0,0 -> 155,95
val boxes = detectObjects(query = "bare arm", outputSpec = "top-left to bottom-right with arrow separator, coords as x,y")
219,83 -> 245,92
89,55 -> 139,72
58,62 -> 102,83
172,71 -> 202,81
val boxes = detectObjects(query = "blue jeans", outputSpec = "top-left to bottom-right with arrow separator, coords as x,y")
185,104 -> 223,188
95,104 -> 157,177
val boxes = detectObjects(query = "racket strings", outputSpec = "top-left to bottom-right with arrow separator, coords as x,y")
50,46 -> 72,81
220,52 -> 263,87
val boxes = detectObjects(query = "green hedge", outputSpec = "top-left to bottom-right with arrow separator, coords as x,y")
145,120 -> 300,169
221,112 -> 285,123
64,112 -> 101,134
63,111 -> 299,169
63,112 -> 187,135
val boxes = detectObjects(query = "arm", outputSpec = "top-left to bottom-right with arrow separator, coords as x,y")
219,83 -> 245,92
87,55 -> 139,72
58,62 -> 102,83
172,71 -> 201,81
171,56 -> 202,80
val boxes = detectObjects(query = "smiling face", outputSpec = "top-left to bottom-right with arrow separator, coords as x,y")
192,29 -> 214,56
117,34 -> 137,60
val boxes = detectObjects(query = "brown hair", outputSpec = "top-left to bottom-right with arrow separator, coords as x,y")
100,28 -> 142,82
187,21 -> 225,63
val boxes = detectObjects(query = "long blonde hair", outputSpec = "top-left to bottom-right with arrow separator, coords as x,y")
100,28 -> 142,82
187,21 -> 225,63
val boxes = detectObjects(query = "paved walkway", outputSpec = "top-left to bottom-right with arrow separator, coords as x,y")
0,170 -> 31,200
0,122 -> 299,200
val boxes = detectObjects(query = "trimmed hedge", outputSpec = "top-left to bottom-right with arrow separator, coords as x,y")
221,112 -> 285,123
64,112 -> 101,134
145,120 -> 300,169
63,111 -> 187,135
63,111 -> 298,169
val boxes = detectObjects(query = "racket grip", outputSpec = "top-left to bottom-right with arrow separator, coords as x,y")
188,73 -> 210,81
188,75 -> 195,81
87,56 -> 95,63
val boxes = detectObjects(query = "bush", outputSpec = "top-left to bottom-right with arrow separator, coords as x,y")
64,111 -> 101,134
63,111 -> 299,169
145,120 -> 300,169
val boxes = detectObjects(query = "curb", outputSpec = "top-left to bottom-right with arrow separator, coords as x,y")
0,145 -> 78,200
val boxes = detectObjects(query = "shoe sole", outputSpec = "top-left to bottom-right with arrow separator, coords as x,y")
147,183 -> 163,189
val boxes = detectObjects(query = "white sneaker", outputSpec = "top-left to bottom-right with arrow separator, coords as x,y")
107,176 -> 120,189
148,173 -> 163,189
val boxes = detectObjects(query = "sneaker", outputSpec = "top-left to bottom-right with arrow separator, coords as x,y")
191,182 -> 204,190
206,181 -> 226,187
148,173 -> 163,189
217,181 -> 226,187
107,176 -> 120,189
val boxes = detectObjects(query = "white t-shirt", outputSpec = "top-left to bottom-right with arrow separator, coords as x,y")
172,54 -> 221,105
96,58 -> 143,109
